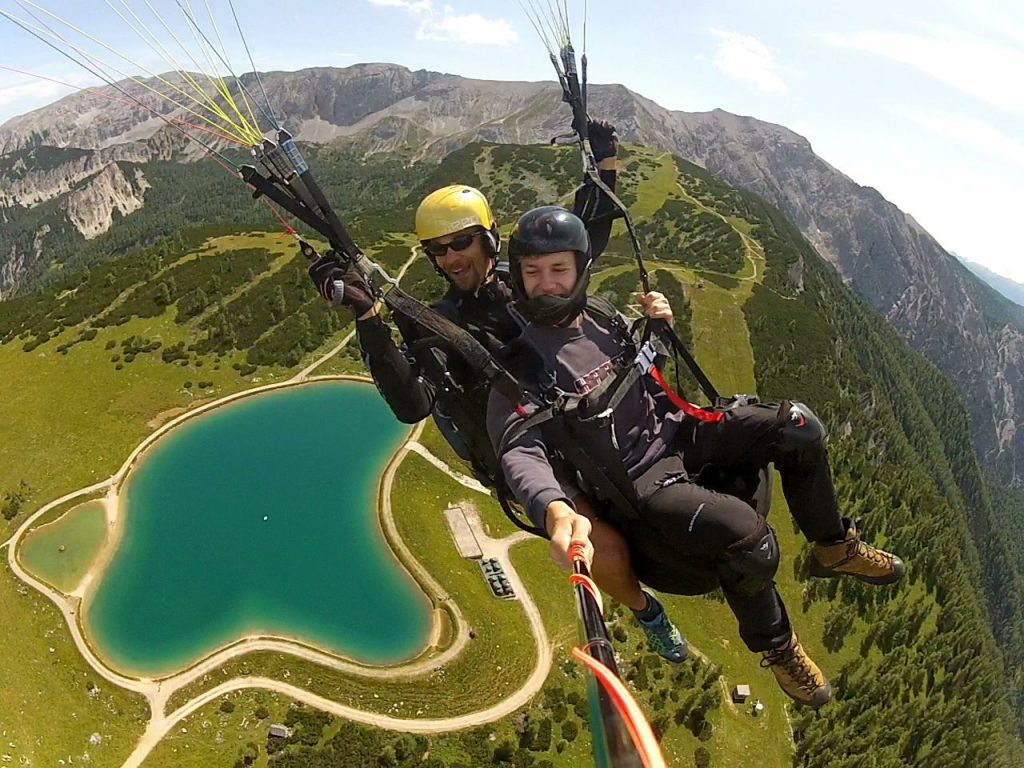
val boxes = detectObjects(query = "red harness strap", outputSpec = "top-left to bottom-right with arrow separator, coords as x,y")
647,365 -> 725,423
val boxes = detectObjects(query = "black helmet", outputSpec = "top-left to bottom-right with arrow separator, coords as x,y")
508,206 -> 592,326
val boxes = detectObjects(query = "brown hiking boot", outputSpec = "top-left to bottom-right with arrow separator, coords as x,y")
761,633 -> 831,708
810,520 -> 905,585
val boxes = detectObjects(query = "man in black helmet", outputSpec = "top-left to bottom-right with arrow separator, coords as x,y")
307,123 -> 688,663
487,206 -> 906,708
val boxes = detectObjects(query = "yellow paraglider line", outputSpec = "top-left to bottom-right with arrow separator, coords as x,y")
102,0 -> 258,144
11,0 -> 258,145
132,0 -> 261,142
0,63 -> 243,147
10,2 -> 254,145
225,0 -> 278,130
196,0 -> 262,138
176,0 -> 259,143
8,9 -> 251,148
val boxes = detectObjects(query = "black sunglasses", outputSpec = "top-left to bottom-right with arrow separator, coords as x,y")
422,231 -> 480,259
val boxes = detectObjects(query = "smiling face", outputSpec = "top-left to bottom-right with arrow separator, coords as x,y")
518,250 -> 579,299
424,227 -> 493,293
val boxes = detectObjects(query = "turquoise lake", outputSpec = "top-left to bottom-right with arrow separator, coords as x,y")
85,381 -> 430,676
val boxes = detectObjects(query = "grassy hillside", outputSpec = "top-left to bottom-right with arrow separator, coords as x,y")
2,141 -> 1022,767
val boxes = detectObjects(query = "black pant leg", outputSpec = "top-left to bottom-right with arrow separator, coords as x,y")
633,477 -> 794,651
778,453 -> 843,541
640,477 -> 765,560
724,585 -> 792,652
684,402 -> 844,542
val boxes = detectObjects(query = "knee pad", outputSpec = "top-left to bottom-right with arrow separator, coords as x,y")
718,517 -> 780,597
775,401 -> 829,469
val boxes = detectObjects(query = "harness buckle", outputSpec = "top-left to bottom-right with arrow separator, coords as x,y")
634,340 -> 658,373
350,253 -> 398,297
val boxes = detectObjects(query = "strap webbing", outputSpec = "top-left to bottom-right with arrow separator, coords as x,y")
648,365 -> 724,423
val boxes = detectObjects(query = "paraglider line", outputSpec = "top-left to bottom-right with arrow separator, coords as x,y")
226,0 -> 278,130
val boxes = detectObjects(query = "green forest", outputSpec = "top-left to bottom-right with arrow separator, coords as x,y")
2,140 -> 1023,767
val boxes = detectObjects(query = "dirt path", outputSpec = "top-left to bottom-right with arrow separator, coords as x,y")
406,440 -> 490,494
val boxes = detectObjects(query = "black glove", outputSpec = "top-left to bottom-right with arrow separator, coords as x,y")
587,119 -> 619,162
307,252 -> 375,317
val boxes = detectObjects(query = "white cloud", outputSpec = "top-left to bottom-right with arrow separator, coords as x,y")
368,0 -> 432,12
0,71 -> 98,117
828,29 -> 1024,115
417,11 -> 518,46
368,0 -> 514,46
710,29 -> 787,94
946,1 -> 1024,46
0,79 -> 69,108
905,112 -> 1024,169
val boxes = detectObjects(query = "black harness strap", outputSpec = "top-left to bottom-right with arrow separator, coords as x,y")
383,287 -> 523,404
550,413 -> 642,522
645,320 -> 721,404
498,301 -> 659,523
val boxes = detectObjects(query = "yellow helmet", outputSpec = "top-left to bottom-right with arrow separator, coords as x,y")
415,185 -> 498,248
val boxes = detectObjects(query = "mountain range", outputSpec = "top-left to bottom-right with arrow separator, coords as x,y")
959,254 -> 1024,308
1,62 -> 1023,485
4,63 -> 1024,764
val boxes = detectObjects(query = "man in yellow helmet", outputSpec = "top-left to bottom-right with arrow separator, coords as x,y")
308,121 -> 688,663
415,185 -> 502,293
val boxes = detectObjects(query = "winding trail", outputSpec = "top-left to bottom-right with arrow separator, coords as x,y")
406,440 -> 490,494
8,245 -> 555,767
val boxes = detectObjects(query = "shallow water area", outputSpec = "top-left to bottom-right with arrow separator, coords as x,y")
20,499 -> 108,593
85,381 -> 429,676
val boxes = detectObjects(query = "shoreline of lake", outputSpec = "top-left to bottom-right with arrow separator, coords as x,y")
77,378 -> 434,678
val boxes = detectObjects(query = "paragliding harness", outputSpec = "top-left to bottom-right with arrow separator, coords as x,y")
499,295 -> 770,528
396,264 -> 546,536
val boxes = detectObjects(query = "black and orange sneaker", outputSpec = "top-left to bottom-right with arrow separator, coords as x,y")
810,519 -> 905,585
761,633 -> 831,708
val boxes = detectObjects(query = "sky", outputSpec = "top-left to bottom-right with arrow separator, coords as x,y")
0,0 -> 1021,282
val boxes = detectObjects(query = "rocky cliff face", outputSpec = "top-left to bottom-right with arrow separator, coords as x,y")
1,63 -> 1020,476
1,151 -> 109,208
63,163 -> 147,240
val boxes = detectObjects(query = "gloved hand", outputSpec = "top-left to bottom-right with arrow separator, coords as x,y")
307,252 -> 375,317
587,119 -> 619,162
